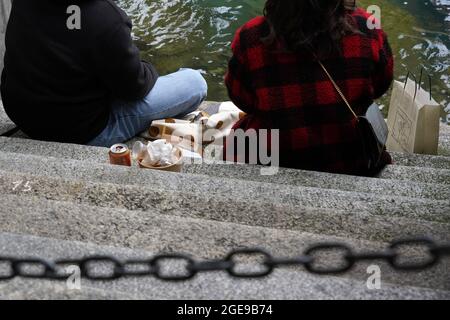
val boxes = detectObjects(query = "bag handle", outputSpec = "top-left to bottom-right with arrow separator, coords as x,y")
418,67 -> 433,101
317,61 -> 359,120
404,70 -> 419,100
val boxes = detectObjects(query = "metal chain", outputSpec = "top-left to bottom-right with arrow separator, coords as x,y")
0,237 -> 449,282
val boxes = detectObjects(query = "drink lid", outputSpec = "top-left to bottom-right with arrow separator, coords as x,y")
110,144 -> 129,154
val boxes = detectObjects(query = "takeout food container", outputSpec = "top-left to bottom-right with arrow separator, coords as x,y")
138,147 -> 183,173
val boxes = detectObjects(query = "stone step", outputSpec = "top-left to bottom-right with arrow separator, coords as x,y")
0,138 -> 450,200
2,194 -> 449,290
1,137 -> 449,206
183,163 -> 450,200
0,102 -> 15,135
0,278 -> 142,300
440,123 -> 450,135
391,151 -> 450,170
0,168 -> 449,245
0,232 -> 448,299
439,141 -> 450,156
378,165 -> 450,185
0,136 -> 109,163
1,135 -> 450,189
0,152 -> 448,223
2,136 -> 450,171
1,138 -> 449,200
439,124 -> 450,156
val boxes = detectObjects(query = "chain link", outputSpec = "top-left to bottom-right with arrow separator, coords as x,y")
0,257 -> 16,280
151,254 -> 197,281
388,238 -> 440,271
12,258 -> 57,279
304,243 -> 354,275
79,256 -> 124,281
225,248 -> 273,278
0,237 -> 448,282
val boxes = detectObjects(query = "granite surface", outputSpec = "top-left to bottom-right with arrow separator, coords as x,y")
379,165 -> 450,185
0,152 -> 448,223
0,101 -> 15,134
1,233 -> 448,299
0,168 -> 449,246
0,100 -> 449,300
1,137 -> 449,201
1,194 -> 449,291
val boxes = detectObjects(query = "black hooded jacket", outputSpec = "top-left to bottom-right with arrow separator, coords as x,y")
0,0 -> 158,143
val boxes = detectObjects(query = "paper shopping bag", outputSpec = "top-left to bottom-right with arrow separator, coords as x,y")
386,77 -> 441,155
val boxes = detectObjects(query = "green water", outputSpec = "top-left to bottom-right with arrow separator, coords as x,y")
118,0 -> 450,122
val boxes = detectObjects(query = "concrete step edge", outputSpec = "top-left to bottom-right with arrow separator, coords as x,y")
1,135 -> 450,187
0,152 -> 448,223
183,164 -> 450,200
1,135 -> 449,187
1,135 -> 450,170
0,149 -> 449,203
1,171 -> 449,242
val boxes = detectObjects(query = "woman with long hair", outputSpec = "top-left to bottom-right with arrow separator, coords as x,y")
224,0 -> 393,176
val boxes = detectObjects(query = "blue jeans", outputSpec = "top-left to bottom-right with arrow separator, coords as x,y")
88,68 -> 207,147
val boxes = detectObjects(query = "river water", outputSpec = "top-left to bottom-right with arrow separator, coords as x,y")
118,0 -> 450,122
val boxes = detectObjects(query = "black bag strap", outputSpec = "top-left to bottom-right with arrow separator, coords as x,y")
317,61 -> 359,120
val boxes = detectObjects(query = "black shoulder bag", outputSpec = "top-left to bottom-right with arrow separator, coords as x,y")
318,61 -> 389,172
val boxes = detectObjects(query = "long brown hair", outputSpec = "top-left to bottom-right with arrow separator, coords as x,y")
263,0 -> 358,58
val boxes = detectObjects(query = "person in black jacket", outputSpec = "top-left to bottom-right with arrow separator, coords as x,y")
0,0 -> 207,146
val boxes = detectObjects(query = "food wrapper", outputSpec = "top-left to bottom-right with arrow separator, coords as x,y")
133,140 -> 179,167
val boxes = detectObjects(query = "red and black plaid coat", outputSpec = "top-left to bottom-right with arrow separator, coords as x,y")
224,8 -> 394,175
